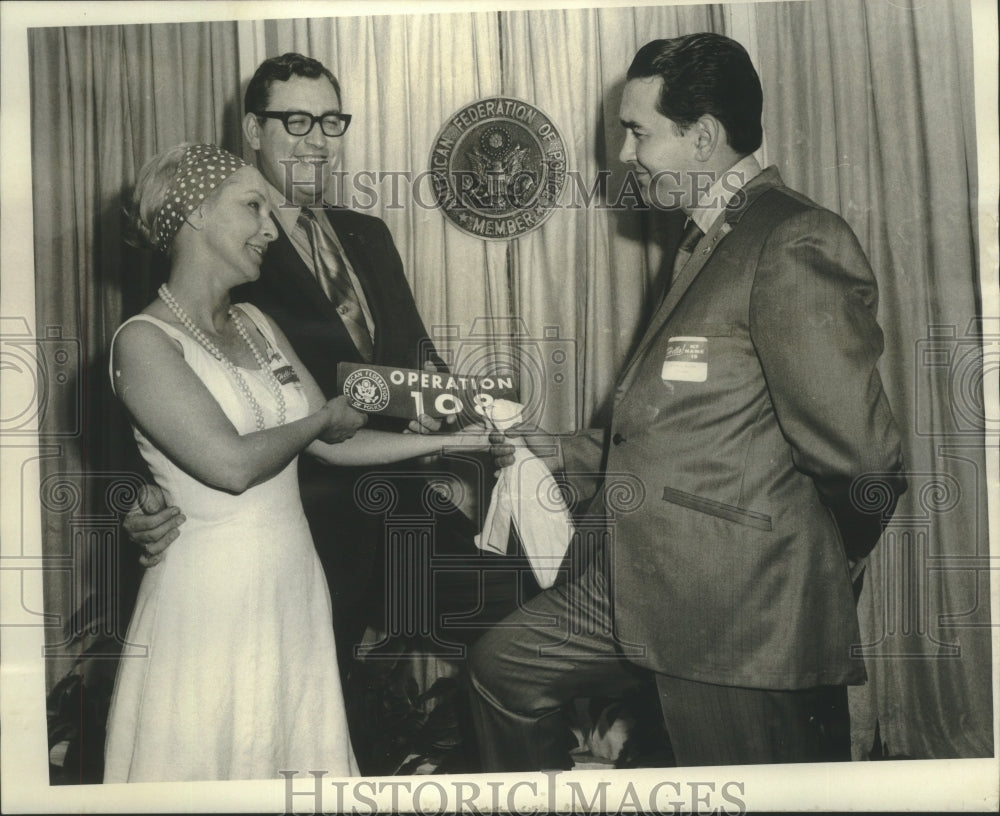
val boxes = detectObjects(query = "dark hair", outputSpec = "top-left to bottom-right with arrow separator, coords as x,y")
627,33 -> 763,155
243,52 -> 342,114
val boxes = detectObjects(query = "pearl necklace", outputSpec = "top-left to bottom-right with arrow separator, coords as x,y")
157,284 -> 286,430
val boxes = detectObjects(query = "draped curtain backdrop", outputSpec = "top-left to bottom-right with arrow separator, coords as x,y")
29,0 -> 990,762
754,0 -> 991,760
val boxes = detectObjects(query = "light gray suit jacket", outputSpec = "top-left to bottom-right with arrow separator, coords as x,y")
563,167 -> 905,689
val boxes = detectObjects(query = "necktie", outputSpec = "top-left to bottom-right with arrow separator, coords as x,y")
672,217 -> 705,276
297,209 -> 374,361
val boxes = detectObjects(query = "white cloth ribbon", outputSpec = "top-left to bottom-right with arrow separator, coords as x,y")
474,400 -> 574,588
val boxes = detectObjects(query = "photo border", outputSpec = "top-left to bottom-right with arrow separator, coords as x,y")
2,0 -> 997,812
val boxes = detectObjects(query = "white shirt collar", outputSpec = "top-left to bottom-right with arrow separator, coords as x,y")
689,154 -> 762,234
265,180 -> 303,236
264,180 -> 334,235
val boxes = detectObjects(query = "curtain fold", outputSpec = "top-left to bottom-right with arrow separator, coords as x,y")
755,0 -> 991,759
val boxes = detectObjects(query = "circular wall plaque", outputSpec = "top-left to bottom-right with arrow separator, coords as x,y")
428,97 -> 567,240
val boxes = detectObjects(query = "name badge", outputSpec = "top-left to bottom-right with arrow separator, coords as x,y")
661,336 -> 707,382
273,365 -> 301,386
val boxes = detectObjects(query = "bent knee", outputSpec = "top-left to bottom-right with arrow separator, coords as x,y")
468,631 -> 528,708
468,630 -> 506,690
469,632 -> 564,717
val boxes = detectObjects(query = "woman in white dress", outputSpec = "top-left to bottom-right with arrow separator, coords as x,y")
103,143 -> 485,783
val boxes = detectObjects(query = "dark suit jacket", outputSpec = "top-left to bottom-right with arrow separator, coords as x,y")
232,207 -> 445,627
234,206 -> 439,398
563,167 -> 905,690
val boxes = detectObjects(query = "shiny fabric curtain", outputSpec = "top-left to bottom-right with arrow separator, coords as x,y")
29,22 -> 242,689
753,0 -> 990,759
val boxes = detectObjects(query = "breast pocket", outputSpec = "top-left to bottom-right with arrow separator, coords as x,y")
660,323 -> 744,386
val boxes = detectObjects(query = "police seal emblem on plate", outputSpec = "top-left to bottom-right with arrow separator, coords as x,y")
344,368 -> 391,412
429,97 -> 567,240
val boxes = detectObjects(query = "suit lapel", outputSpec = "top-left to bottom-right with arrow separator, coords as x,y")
616,167 -> 783,396
616,227 -> 719,394
259,214 -> 369,370
266,217 -> 344,326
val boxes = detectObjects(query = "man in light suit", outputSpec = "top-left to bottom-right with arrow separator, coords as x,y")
468,33 -> 906,768
125,55 -> 536,706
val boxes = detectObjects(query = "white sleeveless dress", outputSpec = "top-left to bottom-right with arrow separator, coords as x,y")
103,303 -> 358,782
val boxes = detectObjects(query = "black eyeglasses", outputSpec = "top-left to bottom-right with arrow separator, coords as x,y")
255,110 -> 352,137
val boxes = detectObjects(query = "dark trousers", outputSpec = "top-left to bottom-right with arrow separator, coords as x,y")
301,461 -> 540,673
467,565 -> 851,770
303,463 -> 544,775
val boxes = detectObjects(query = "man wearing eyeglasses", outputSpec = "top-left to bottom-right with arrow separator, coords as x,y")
123,54 -> 533,765
234,55 -> 455,682
241,53 -> 415,375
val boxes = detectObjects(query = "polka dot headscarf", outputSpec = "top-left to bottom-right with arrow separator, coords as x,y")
153,144 -> 249,253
